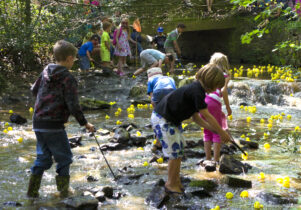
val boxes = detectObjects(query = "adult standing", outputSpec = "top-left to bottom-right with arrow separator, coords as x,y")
164,24 -> 186,73
134,49 -> 174,76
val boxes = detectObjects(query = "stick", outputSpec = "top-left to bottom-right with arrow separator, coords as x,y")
227,131 -> 247,156
92,133 -> 117,180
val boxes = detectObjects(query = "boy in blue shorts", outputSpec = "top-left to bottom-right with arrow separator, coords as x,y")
78,35 -> 99,71
27,40 -> 95,198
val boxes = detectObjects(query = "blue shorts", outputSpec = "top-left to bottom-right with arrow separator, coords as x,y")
151,112 -> 185,159
31,131 -> 73,176
79,55 -> 90,70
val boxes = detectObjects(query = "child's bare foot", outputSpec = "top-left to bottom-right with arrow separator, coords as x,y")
165,184 -> 183,194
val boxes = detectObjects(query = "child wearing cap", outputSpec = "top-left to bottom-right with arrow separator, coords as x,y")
152,27 -> 167,53
147,67 -> 176,152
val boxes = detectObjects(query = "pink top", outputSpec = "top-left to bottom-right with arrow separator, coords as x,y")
206,73 -> 229,103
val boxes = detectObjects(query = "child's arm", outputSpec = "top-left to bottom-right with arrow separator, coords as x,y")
199,109 -> 231,143
192,112 -> 216,132
86,50 -> 94,61
222,77 -> 232,116
31,74 -> 42,97
158,59 -> 163,68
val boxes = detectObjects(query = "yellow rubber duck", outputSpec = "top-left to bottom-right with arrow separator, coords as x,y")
29,107 -> 34,113
128,114 -> 134,119
109,101 -> 116,106
225,192 -> 233,199
210,206 -> 220,210
254,201 -> 263,209
287,114 -> 292,120
153,139 -> 157,145
17,137 -> 23,143
241,152 -> 248,160
246,117 -> 251,123
276,177 -> 283,184
116,120 -> 122,125
240,134 -> 246,138
149,104 -> 153,109
142,161 -> 149,167
228,115 -> 232,120
157,157 -> 163,164
246,137 -> 250,141
137,147 -> 144,151
9,110 -> 13,114
136,131 -> 142,136
3,129 -> 8,134
260,119 -> 265,124
264,143 -> 270,149
240,190 -> 249,198
7,127 -> 13,131
258,172 -> 265,180
105,115 -> 110,120
4,122 -> 9,127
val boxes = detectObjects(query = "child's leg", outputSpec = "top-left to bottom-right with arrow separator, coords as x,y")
117,56 -> 123,72
204,141 -> 212,160
166,158 -> 182,193
213,142 -> 221,162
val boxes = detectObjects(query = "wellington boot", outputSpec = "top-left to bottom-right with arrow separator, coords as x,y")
55,175 -> 70,198
27,174 -> 42,198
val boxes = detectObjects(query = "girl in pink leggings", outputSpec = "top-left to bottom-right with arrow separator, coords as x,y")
202,52 -> 232,163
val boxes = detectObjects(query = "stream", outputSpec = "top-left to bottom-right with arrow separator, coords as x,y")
0,65 -> 301,209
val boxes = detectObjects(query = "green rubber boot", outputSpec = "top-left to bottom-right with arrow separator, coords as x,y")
27,174 -> 42,198
55,175 -> 70,198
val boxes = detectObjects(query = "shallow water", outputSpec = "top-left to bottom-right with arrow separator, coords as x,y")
0,69 -> 301,209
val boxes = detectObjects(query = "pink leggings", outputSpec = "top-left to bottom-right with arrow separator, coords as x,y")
202,96 -> 223,143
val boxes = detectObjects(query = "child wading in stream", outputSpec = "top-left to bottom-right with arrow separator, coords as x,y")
27,40 -> 95,198
201,52 -> 232,168
151,64 -> 231,193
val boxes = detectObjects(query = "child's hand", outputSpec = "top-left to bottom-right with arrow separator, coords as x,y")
226,107 -> 232,116
85,122 -> 95,133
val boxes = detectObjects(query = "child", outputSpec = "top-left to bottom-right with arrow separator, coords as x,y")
147,67 -> 176,153
114,18 -> 132,76
202,52 -> 232,164
101,21 -> 112,68
151,64 -> 231,193
27,40 -> 95,198
147,67 -> 176,107
152,26 -> 167,53
78,35 -> 99,72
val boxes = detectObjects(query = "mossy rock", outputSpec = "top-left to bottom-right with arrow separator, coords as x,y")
80,98 -> 110,110
178,77 -> 195,88
129,84 -> 147,98
188,180 -> 218,191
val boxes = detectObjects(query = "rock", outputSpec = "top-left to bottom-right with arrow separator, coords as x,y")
87,175 -> 98,182
79,97 -> 110,110
185,187 -> 211,198
77,155 -> 87,159
145,186 -> 169,208
98,129 -> 110,136
257,192 -> 298,204
188,180 -> 217,192
126,125 -> 135,132
129,84 -> 147,98
69,136 -> 82,148
222,175 -> 252,188
239,140 -> 259,149
3,201 -> 22,207
61,195 -> 98,209
102,186 -> 113,198
130,98 -> 151,105
83,191 -> 94,196
117,173 -> 145,185
156,179 -> 166,186
219,154 -> 252,175
220,144 -> 237,155
119,123 -> 138,129
9,113 -> 27,125
199,160 -> 216,172
129,135 -> 147,147
184,149 -> 206,159
113,128 -> 130,144
100,143 -> 126,151
185,140 -> 202,148
89,147 -> 97,152
95,191 -> 106,202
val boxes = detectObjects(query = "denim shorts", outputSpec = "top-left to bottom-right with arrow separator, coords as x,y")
151,112 -> 185,159
79,55 -> 90,70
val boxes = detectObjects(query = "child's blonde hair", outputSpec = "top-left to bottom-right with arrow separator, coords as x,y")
195,63 -> 225,92
209,52 -> 230,74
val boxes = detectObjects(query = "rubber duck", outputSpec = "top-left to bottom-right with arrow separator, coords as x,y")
254,201 -> 263,209
132,75 -> 136,79
258,172 -> 265,180
137,147 -> 144,151
142,161 -> 149,167
116,120 -> 122,125
109,101 -> 116,106
182,123 -> 188,129
4,122 -> 9,127
264,143 -> 270,149
105,115 -> 110,120
210,206 -> 220,210
7,127 -> 13,131
225,192 -> 233,199
3,129 -> 8,134
276,177 -> 283,184
115,111 -> 121,117
136,131 -> 141,136
246,137 -> 250,141
157,157 -> 163,164
260,119 -> 265,124
241,134 -> 246,138
287,115 -> 292,120
240,190 -> 249,198
241,152 -> 248,160
17,137 -> 23,143
149,104 -> 153,109
246,117 -> 251,123
295,126 -> 300,132
153,139 -> 157,145
128,114 -> 134,119
228,115 -> 233,120
9,110 -> 13,114
240,105 -> 244,109
29,107 -> 34,113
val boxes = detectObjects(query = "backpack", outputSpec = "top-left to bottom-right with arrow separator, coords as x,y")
112,27 -> 122,45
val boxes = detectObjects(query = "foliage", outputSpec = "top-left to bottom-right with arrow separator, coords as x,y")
0,0 -> 102,73
231,0 -> 301,66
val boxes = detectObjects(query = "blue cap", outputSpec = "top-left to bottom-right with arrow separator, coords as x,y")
157,27 -> 164,33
